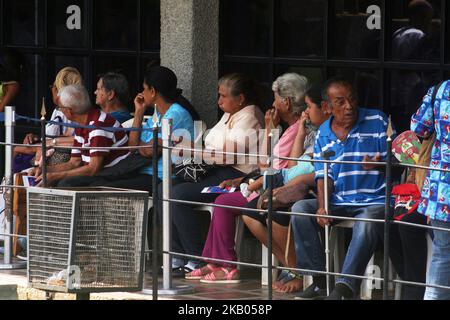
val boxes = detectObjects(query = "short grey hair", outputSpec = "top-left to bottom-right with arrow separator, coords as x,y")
100,72 -> 130,105
58,84 -> 92,114
272,73 -> 309,113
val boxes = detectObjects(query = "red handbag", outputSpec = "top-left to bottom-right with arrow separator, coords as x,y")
391,184 -> 421,221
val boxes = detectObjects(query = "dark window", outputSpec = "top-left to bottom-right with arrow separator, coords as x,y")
274,65 -> 325,86
329,0 -> 382,60
389,0 -> 441,62
389,69 -> 441,133
140,56 -> 161,84
1,0 -> 161,119
220,0 -> 448,128
47,55 -> 89,86
220,0 -> 271,56
4,0 -> 42,46
141,0 -> 161,52
15,54 -> 41,118
94,0 -> 138,50
446,3 -> 450,63
47,0 -> 87,48
275,0 -> 325,58
220,61 -> 272,85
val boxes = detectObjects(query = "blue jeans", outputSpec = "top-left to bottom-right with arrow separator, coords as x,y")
291,199 -> 384,293
424,219 -> 450,300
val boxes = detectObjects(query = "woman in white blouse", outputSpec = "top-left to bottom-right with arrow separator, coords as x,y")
169,73 -> 265,274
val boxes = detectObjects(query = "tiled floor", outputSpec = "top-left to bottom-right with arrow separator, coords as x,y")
0,267 -> 389,300
144,275 -> 297,300
0,260 -> 298,300
0,254 -> 390,300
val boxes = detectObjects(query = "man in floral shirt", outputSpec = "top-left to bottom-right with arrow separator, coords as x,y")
411,80 -> 450,300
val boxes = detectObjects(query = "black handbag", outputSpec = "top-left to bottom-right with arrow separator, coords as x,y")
173,158 -> 215,183
96,152 -> 152,180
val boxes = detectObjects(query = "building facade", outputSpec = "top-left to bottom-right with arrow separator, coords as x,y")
1,0 -> 449,132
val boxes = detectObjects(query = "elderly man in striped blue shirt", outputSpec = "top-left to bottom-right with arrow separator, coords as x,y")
292,78 -> 389,300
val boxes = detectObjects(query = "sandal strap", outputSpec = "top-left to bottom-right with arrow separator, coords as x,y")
276,269 -> 290,282
287,270 -> 302,280
222,268 -> 238,280
188,264 -> 217,277
278,270 -> 302,285
202,267 -> 239,281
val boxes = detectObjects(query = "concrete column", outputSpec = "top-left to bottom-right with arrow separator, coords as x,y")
160,0 -> 219,127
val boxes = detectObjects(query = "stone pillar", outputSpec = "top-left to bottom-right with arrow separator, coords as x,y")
160,0 -> 219,127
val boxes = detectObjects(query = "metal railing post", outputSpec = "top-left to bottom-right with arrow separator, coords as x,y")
141,118 -> 193,295
324,161 -> 331,296
322,151 -> 335,296
40,99 -> 47,187
383,136 -> 393,300
151,122 -> 159,300
3,106 -> 14,265
162,118 -> 173,290
0,106 -> 25,270
266,131 -> 274,301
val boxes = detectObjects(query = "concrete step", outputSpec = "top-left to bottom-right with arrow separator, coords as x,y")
0,284 -> 18,300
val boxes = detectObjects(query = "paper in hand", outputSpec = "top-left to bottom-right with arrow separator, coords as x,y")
201,186 -> 236,194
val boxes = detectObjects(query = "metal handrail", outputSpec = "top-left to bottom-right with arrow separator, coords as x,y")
2,108 -> 450,300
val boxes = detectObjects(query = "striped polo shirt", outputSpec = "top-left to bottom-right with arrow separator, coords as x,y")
72,109 -> 130,168
314,108 -> 390,206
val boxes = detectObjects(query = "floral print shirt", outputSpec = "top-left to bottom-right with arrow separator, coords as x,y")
411,80 -> 450,222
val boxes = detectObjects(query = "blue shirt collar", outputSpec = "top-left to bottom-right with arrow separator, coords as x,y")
321,107 -> 367,137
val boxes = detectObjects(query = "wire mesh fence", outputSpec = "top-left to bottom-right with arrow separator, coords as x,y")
27,188 -> 148,293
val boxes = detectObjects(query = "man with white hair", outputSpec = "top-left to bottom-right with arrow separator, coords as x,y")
33,84 -> 130,187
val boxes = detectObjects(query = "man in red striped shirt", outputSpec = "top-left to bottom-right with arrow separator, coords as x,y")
33,84 -> 130,187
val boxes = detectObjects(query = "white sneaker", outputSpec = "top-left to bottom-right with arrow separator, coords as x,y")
16,253 -> 27,261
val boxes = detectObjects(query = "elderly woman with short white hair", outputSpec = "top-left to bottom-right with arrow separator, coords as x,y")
264,73 -> 309,169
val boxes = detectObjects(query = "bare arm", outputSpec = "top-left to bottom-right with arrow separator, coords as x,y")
0,82 -> 20,113
219,176 -> 246,189
259,109 -> 280,169
284,172 -> 316,188
129,93 -> 147,147
139,138 -> 162,159
13,145 -> 38,156
14,133 -> 75,157
30,156 -> 81,179
49,136 -> 75,147
31,136 -> 76,164
247,176 -> 264,192
37,156 -> 106,186
265,173 -> 315,206
316,178 -> 334,227
45,157 -> 81,173
288,114 -> 308,168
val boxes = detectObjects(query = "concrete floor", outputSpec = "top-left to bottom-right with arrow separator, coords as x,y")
0,267 -> 388,300
0,258 -> 298,300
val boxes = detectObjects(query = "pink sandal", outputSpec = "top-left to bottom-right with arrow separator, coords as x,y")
185,264 -> 218,280
200,267 -> 241,284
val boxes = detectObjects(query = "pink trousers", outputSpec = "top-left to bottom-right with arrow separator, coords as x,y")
202,192 -> 248,267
